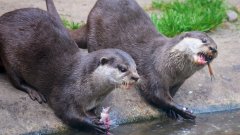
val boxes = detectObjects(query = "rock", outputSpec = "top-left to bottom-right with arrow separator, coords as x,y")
227,10 -> 238,22
0,75 -> 67,135
236,4 -> 240,13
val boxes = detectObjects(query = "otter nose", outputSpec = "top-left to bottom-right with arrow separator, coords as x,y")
131,73 -> 140,82
131,76 -> 139,82
209,47 -> 217,53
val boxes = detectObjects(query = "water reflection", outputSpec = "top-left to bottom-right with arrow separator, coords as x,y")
49,109 -> 240,135
113,109 -> 240,135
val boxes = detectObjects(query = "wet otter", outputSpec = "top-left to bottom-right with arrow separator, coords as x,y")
46,0 -> 218,119
0,8 -> 139,133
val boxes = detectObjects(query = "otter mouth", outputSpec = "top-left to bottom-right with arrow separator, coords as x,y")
195,52 -> 216,80
120,82 -> 135,90
195,52 -> 214,65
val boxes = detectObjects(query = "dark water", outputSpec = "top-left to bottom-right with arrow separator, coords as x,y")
50,109 -> 240,135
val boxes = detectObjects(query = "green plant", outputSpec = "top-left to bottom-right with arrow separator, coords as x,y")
152,0 -> 172,11
61,18 -> 84,30
151,0 -> 226,37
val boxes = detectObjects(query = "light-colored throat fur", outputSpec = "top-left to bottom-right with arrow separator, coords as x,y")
171,37 -> 205,54
91,64 -> 121,89
85,65 -> 121,110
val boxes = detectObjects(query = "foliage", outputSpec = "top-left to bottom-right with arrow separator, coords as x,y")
151,0 -> 226,37
62,18 -> 84,30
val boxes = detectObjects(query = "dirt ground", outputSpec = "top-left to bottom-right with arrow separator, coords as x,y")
0,0 -> 239,22
0,0 -> 152,22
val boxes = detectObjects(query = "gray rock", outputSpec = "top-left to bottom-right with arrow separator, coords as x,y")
227,10 -> 238,22
0,75 -> 67,135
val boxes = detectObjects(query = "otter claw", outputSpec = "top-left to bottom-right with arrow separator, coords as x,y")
28,90 -> 47,104
94,124 -> 107,134
166,109 -> 178,120
165,106 -> 196,120
180,109 -> 196,120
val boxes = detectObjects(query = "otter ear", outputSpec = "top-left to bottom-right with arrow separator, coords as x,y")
100,57 -> 109,65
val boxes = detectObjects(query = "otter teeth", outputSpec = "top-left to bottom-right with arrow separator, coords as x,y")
121,82 -> 134,89
194,54 -> 207,65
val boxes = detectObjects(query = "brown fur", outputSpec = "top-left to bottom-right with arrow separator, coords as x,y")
0,7 -> 139,133
46,0 -> 218,120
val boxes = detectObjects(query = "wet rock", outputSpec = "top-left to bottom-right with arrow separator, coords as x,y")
227,10 -> 238,22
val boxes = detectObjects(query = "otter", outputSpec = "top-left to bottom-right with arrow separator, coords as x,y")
46,0 -> 218,119
0,7 -> 139,133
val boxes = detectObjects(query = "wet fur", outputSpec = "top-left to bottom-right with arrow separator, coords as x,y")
46,0 -> 217,119
0,7 -> 138,133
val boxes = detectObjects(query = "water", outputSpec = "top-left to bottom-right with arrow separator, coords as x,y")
50,109 -> 240,135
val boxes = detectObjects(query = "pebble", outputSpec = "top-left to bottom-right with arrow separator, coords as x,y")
236,3 -> 240,13
227,10 -> 238,22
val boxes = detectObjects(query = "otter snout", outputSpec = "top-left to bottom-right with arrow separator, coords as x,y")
120,70 -> 140,90
209,46 -> 217,53
130,72 -> 140,82
209,46 -> 218,57
206,46 -> 218,62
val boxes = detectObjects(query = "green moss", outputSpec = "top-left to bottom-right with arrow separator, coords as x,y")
151,0 -> 227,37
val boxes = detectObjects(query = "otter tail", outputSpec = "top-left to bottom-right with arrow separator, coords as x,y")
46,0 -> 88,49
45,0 -> 63,26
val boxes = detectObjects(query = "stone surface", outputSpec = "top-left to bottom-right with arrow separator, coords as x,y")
0,75 -> 66,135
0,0 -> 240,135
227,10 -> 238,22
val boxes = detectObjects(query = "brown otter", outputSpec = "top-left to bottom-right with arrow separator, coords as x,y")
0,8 -> 139,133
46,0 -> 218,119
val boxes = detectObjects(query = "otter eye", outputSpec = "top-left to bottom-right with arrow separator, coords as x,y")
202,38 -> 207,43
118,65 -> 127,72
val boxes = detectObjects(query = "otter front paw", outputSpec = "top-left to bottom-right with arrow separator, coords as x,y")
93,121 -> 108,134
28,89 -> 47,104
165,106 -> 196,120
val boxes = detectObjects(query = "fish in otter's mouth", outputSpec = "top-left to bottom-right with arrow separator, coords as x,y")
195,48 -> 217,79
195,51 -> 215,65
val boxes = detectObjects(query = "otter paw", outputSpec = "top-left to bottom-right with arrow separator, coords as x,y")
175,107 -> 196,120
28,90 -> 47,104
166,109 -> 179,120
94,124 -> 107,134
166,107 -> 196,120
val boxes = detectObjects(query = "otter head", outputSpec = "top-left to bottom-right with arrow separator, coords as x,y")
172,31 -> 218,66
93,49 -> 140,90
